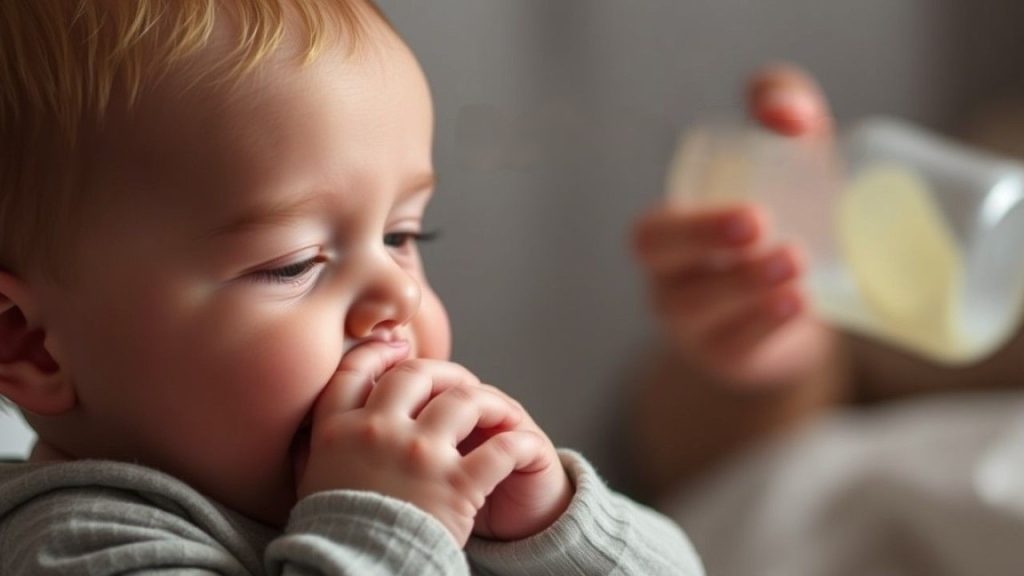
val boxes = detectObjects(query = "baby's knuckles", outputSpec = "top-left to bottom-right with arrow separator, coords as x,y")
447,468 -> 487,510
310,413 -> 390,460
483,383 -> 525,413
388,360 -> 427,381
403,434 -> 450,474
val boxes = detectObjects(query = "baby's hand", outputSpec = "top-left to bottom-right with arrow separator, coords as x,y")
295,343 -> 570,546
471,398 -> 572,542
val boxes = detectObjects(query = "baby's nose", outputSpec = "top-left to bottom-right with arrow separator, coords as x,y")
344,254 -> 421,339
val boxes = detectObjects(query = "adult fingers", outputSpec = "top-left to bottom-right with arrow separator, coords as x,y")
701,284 -> 806,361
654,244 -> 803,331
633,203 -> 765,275
748,63 -> 833,137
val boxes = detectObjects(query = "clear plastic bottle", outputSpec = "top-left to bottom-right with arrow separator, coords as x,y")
666,117 -> 1024,365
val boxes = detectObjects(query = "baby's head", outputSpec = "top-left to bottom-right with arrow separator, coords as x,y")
0,0 -> 449,525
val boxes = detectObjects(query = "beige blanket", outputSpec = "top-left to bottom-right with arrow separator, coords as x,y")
664,392 -> 1024,576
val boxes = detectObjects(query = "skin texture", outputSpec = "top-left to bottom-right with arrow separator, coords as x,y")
0,16 -> 570,540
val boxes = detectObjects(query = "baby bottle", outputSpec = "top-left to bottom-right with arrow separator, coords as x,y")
665,117 -> 1024,365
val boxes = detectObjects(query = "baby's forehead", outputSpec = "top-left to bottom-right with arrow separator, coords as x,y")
86,19 -> 428,225
89,3 -> 406,178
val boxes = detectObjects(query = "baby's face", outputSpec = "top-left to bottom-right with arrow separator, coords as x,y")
35,28 -> 448,524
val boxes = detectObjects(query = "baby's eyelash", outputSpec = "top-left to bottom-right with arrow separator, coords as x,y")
384,229 -> 441,248
246,231 -> 437,285
250,254 -> 328,284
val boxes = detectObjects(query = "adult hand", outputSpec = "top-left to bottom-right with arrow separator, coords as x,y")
632,64 -> 838,387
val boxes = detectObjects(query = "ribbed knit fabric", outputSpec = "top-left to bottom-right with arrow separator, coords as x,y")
0,450 -> 703,575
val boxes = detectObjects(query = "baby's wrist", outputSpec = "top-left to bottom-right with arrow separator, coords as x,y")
526,468 -> 574,536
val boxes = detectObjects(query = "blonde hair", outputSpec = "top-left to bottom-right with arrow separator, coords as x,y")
0,0 -> 387,276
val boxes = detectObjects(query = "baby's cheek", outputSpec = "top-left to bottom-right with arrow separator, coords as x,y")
277,332 -> 340,391
225,319 -> 342,414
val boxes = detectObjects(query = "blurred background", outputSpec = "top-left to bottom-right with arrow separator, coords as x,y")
4,2 -> 1024,484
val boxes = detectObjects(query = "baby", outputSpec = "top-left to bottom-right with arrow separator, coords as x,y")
0,1 -> 701,574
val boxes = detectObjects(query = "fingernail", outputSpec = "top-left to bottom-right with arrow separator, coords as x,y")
723,215 -> 755,243
763,87 -> 817,118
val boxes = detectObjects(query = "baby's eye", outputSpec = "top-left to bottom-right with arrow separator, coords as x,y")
250,254 -> 328,284
383,230 -> 440,249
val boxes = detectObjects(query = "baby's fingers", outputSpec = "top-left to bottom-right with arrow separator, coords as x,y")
633,204 -> 764,275
364,359 -> 479,416
417,385 -> 523,445
314,341 -> 410,422
459,430 -> 548,493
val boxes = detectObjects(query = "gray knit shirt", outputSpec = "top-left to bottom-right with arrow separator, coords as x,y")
0,450 -> 703,575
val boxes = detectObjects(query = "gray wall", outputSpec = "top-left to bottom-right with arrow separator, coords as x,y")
376,0 -> 1024,484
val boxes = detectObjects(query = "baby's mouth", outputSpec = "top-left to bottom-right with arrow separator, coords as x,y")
343,331 -> 411,356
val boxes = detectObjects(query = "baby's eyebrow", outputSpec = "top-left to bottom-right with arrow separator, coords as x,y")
204,172 -> 437,239
204,192 -> 333,239
404,172 -> 437,196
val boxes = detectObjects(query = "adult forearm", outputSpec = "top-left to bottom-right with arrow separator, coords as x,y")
847,327 -> 1024,404
627,340 -> 849,501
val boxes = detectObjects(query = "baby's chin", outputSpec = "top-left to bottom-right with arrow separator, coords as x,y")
198,443 -> 305,528
236,474 -> 300,528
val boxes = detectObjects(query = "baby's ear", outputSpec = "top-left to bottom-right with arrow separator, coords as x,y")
0,272 -> 74,415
